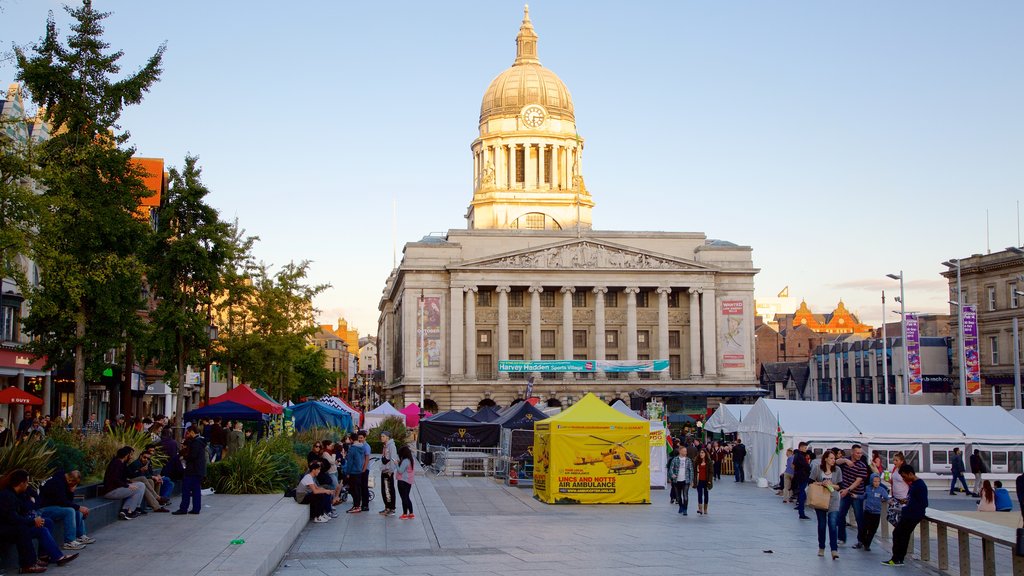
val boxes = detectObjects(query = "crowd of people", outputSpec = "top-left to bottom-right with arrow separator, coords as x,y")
293,429 -> 416,523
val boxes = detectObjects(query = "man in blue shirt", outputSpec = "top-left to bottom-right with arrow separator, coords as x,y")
343,432 -> 366,513
993,481 -> 1013,512
883,464 -> 928,567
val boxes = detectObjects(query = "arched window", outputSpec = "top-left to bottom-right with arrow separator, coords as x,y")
511,212 -> 562,230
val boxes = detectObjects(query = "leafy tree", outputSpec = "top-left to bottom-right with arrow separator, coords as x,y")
293,345 -> 339,400
15,1 -> 164,428
229,261 -> 328,401
0,86 -> 43,290
146,156 -> 232,439
209,220 -> 258,389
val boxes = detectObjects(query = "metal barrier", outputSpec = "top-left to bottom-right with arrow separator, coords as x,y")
416,445 -> 501,477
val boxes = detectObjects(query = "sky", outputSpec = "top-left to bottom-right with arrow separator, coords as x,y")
2,1 -> 1022,335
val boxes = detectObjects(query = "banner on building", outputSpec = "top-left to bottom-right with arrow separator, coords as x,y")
906,313 -> 923,395
498,359 -> 669,373
963,305 -> 981,395
416,296 -> 441,368
719,299 -> 748,369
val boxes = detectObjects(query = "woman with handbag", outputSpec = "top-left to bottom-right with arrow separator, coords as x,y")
887,452 -> 909,527
809,450 -> 843,560
695,448 -> 712,515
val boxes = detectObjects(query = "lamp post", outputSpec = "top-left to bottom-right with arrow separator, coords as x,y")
942,259 -> 967,406
882,290 -> 889,405
1006,247 -> 1024,409
203,321 -> 218,406
887,272 -> 908,404
419,289 -> 425,421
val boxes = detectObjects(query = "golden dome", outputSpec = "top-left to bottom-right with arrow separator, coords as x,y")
479,6 -> 574,125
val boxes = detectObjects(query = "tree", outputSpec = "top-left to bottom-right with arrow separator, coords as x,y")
15,1 -> 165,428
146,156 -> 232,440
293,345 -> 339,400
229,261 -> 328,401
209,220 -> 259,390
0,86 -> 43,289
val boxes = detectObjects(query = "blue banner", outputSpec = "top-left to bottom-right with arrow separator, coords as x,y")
498,359 -> 669,373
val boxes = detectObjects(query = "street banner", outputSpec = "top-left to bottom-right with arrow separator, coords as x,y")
416,296 -> 441,367
499,359 -> 669,373
963,305 -> 981,395
720,299 -> 749,369
906,313 -> 923,395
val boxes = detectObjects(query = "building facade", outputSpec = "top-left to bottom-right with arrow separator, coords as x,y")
376,9 -> 760,412
943,249 -> 1024,408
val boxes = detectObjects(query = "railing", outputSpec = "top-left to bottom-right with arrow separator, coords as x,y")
890,506 -> 1023,576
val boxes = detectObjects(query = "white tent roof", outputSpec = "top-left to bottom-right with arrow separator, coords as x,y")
838,403 -> 965,443
366,401 -> 402,416
705,404 -> 754,433
1011,409 -> 1024,425
930,405 -> 1024,442
740,399 -> 860,442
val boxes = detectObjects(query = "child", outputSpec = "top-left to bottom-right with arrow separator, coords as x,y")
861,472 -> 890,551
994,480 -> 1014,512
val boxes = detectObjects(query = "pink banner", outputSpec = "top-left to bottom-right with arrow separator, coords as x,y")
906,313 -> 923,395
963,305 -> 981,395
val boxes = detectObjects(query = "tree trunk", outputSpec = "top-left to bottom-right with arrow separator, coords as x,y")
72,309 -> 86,430
175,333 -> 187,442
226,363 -> 233,390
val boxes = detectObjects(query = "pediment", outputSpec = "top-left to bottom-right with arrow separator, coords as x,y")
453,239 -> 714,271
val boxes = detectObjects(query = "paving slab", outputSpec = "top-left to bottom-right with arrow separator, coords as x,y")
274,473 -> 947,576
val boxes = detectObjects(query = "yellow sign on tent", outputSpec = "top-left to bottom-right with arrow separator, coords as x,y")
533,393 -> 650,504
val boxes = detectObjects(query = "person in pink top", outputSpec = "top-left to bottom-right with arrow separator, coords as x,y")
395,445 -> 415,519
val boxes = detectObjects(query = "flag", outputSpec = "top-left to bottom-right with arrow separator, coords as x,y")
776,416 -> 784,453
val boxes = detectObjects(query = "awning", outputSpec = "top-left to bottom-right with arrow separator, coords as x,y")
632,388 -> 768,399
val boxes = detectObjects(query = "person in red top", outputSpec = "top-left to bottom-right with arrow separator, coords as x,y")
695,448 -> 712,516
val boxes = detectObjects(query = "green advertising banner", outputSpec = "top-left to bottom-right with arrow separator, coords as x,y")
498,359 -> 669,373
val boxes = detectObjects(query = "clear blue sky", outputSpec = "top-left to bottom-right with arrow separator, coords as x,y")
3,1 -> 1022,334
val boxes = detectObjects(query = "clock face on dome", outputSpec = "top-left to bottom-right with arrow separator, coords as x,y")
520,105 -> 546,128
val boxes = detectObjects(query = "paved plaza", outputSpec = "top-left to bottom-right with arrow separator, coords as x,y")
274,473 -> 938,576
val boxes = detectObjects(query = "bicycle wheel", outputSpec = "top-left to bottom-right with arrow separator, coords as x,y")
368,489 -> 375,502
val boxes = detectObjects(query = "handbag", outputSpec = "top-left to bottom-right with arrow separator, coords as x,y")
887,501 -> 904,527
807,482 -> 831,511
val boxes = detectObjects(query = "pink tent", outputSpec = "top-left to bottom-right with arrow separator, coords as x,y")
400,403 -> 432,428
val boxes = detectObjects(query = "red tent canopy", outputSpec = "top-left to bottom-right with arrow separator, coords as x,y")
0,387 -> 43,405
208,385 -> 282,414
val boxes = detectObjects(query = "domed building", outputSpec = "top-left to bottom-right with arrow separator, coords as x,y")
377,8 -> 761,414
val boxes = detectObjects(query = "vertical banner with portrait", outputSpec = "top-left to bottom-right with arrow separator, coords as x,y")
416,296 -> 441,367
719,299 -> 748,369
963,305 -> 981,395
905,313 -> 923,395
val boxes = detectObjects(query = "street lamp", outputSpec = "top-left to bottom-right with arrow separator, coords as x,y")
203,321 -> 218,405
943,259 -> 967,406
881,290 -> 889,405
1006,247 -> 1024,409
887,272 -> 909,404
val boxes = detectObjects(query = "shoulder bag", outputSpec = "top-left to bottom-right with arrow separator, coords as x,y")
806,482 -> 831,511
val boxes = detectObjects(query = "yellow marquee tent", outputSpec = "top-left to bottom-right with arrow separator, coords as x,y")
533,393 -> 650,504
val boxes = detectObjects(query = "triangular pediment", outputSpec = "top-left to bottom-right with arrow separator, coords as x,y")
452,239 -> 715,271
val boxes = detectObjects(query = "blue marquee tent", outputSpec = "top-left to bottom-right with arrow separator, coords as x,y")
291,401 -> 353,432
185,400 -> 265,422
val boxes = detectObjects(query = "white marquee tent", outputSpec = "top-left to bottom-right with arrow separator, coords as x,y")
705,404 -> 754,434
364,401 -> 403,429
1011,409 -> 1024,426
611,400 -> 668,489
739,399 -> 1024,483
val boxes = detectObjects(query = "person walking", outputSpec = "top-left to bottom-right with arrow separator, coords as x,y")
396,445 -> 416,519
949,447 -> 971,496
837,444 -> 869,548
173,426 -> 207,515
861,473 -> 889,552
711,442 -> 723,480
793,441 -> 812,520
883,464 -> 929,567
970,449 -> 987,498
732,438 -> 747,483
695,448 -> 712,515
810,450 -> 843,560
379,430 -> 398,516
669,447 -> 694,515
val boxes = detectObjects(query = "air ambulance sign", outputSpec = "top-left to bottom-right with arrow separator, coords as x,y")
534,421 -> 650,504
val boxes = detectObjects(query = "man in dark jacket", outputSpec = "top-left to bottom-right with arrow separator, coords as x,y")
949,447 -> 970,495
1016,472 -> 1024,525
207,418 -> 225,463
732,439 -> 747,483
883,464 -> 928,567
102,446 -> 146,520
0,468 -> 78,572
969,449 -> 987,497
38,468 -> 95,549
792,441 -> 812,520
174,425 -> 207,515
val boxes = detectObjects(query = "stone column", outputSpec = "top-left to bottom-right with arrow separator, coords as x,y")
689,288 -> 702,379
625,287 -> 640,381
529,285 -> 543,382
538,144 -> 546,188
657,287 -> 671,381
465,286 -> 478,379
450,286 -> 464,378
509,144 -> 517,188
497,285 -> 510,381
561,286 -> 575,380
525,144 -> 535,189
702,288 -> 717,376
593,286 -> 607,379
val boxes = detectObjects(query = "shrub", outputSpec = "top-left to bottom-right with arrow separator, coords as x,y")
206,435 -> 301,494
0,439 -> 56,485
47,440 -> 89,476
292,426 -> 348,446
81,427 -> 165,478
366,416 -> 408,454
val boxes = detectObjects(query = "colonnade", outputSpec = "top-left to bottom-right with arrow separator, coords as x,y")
473,141 -> 581,191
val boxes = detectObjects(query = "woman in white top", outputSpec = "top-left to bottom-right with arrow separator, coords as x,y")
889,452 -> 910,504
